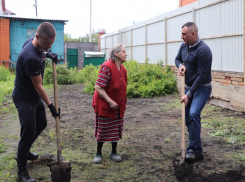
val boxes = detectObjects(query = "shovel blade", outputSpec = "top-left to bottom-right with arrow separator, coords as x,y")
49,161 -> 71,182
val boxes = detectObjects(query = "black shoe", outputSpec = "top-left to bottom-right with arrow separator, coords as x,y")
185,149 -> 204,163
15,152 -> 39,161
185,149 -> 195,163
27,152 -> 39,161
18,170 -> 36,182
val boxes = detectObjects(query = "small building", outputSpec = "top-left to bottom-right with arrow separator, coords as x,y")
0,0 -> 68,68
64,42 -> 99,69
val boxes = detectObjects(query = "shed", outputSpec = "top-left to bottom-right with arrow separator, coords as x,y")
64,42 -> 99,69
84,51 -> 105,67
0,13 -> 68,68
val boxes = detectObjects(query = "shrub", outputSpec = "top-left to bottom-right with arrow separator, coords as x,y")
0,66 -> 11,82
43,63 -> 76,85
124,61 -> 176,98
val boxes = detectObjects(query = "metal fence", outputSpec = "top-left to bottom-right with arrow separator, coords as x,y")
100,0 -> 243,73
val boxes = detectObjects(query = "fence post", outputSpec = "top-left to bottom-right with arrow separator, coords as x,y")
145,24 -> 147,63
192,7 -> 196,23
131,28 -> 133,60
120,31 -> 122,44
105,36 -> 106,59
112,34 -> 113,47
164,16 -> 167,67
243,0 -> 245,83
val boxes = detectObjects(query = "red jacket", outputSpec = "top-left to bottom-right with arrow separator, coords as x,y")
92,60 -> 127,118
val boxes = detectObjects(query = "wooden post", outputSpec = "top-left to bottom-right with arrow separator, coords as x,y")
192,7 -> 196,23
244,0 -> 245,83
105,36 -> 106,59
131,28 -> 133,60
145,24 -> 147,63
164,17 -> 167,67
120,32 -> 122,44
112,34 -> 113,47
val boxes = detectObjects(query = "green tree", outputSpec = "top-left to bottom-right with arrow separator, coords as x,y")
64,29 -> 106,43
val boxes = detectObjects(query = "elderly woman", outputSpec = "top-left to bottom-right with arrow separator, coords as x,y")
92,44 -> 127,164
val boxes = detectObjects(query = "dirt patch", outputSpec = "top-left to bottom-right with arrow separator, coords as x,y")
0,84 -> 245,181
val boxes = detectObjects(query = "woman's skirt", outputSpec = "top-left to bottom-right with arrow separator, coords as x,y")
95,112 -> 124,142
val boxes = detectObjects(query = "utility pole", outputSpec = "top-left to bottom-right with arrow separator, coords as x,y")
89,0 -> 92,42
33,0 -> 38,17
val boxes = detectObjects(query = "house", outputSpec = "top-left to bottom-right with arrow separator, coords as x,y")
0,0 -> 68,68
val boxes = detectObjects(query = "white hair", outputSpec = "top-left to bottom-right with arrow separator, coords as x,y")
109,44 -> 124,61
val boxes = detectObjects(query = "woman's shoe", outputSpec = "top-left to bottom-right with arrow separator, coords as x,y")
109,153 -> 122,162
93,155 -> 102,164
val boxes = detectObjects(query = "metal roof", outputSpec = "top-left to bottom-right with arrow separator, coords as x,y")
0,15 -> 68,22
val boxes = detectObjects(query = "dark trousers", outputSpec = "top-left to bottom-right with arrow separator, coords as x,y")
13,96 -> 47,171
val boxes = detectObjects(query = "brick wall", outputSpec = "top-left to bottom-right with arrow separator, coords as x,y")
179,0 -> 198,7
0,18 -> 10,68
170,65 -> 244,86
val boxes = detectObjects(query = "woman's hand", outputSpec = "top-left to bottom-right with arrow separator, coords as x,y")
109,100 -> 118,110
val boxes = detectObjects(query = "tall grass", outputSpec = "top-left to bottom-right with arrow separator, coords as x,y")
0,67 -> 15,105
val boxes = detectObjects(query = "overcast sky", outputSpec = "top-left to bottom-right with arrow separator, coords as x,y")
5,0 -> 178,38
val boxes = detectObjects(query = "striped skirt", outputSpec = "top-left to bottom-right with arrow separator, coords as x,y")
94,112 -> 124,142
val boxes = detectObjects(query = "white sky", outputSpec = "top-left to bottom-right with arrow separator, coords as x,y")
5,0 -> 178,38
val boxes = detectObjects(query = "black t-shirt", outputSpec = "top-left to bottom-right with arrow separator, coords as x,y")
12,37 -> 45,102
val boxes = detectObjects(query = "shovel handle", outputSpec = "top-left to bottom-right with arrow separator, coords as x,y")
181,75 -> 185,152
52,61 -> 62,162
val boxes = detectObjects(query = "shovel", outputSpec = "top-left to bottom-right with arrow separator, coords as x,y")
180,74 -> 186,164
175,75 -> 186,166
47,59 -> 71,182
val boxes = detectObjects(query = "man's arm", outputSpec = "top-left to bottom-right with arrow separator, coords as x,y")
31,75 -> 51,106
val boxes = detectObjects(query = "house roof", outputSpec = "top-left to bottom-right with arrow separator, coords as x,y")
0,14 -> 68,22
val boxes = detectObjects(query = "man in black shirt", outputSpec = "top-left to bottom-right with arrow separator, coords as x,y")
12,22 -> 60,182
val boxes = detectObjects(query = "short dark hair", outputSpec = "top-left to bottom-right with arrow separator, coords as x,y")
182,22 -> 196,28
182,22 -> 198,34
37,22 -> 56,38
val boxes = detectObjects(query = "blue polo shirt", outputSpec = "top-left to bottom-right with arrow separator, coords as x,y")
12,37 -> 45,102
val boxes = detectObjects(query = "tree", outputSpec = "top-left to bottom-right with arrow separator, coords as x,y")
64,29 -> 106,43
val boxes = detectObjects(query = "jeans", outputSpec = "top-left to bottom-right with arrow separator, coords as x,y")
13,96 -> 47,171
185,85 -> 212,154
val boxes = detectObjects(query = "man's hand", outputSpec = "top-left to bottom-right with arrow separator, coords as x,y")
178,65 -> 186,76
181,95 -> 189,106
46,52 -> 58,64
108,100 -> 118,110
48,103 -> 60,118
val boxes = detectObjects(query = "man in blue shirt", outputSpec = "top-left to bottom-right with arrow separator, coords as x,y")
175,22 -> 212,163
12,22 -> 60,182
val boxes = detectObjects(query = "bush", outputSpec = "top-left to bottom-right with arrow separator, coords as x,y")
0,66 -> 11,82
124,60 -> 176,98
43,63 -> 76,85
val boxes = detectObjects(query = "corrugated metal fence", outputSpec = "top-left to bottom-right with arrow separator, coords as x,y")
100,0 -> 243,72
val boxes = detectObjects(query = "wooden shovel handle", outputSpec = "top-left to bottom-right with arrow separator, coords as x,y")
181,75 -> 185,152
52,61 -> 62,162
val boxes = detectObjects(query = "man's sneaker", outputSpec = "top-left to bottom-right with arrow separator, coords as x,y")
185,149 -> 204,163
109,153 -> 122,162
18,170 -> 36,182
15,152 -> 39,161
93,154 -> 102,164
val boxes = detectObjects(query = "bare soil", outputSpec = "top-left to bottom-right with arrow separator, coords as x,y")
0,84 -> 245,181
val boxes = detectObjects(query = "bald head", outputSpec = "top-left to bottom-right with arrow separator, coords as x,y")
182,22 -> 198,35
36,22 -> 56,38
